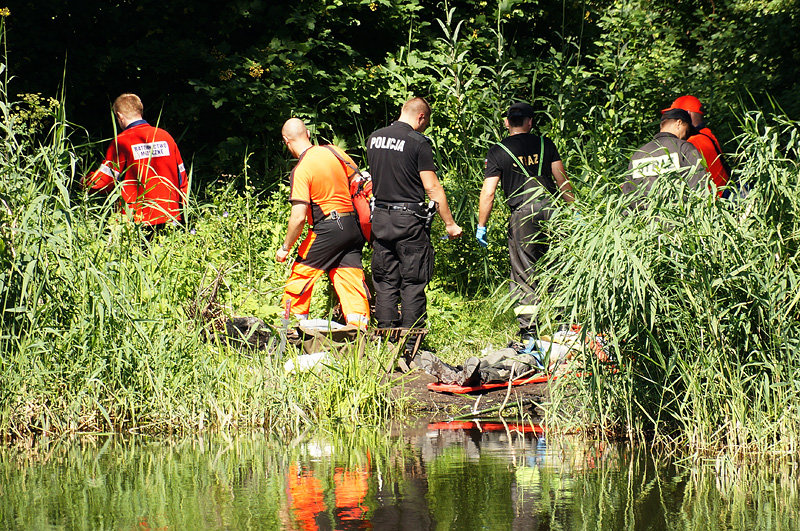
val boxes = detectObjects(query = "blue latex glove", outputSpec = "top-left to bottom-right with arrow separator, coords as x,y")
475,225 -> 488,248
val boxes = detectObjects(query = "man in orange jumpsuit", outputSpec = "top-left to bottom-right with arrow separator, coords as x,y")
276,118 -> 370,328
83,93 -> 188,234
662,95 -> 732,196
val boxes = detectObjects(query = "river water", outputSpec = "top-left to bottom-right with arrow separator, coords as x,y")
1,421 -> 797,530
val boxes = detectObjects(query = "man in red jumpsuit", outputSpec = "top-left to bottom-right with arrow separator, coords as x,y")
662,95 -> 732,196
84,93 -> 188,234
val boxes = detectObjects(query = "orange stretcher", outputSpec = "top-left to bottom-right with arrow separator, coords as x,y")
426,373 -> 554,394
427,421 -> 544,435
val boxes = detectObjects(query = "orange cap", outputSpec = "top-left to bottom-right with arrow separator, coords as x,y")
661,95 -> 703,115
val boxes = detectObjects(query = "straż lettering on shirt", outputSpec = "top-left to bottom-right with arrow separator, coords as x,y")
517,154 -> 539,166
369,136 -> 406,152
132,141 -> 171,161
631,153 -> 681,180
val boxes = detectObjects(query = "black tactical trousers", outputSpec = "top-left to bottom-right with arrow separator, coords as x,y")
371,207 -> 433,328
508,206 -> 550,333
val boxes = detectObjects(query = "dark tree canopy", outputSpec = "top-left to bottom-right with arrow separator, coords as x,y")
6,0 -> 800,187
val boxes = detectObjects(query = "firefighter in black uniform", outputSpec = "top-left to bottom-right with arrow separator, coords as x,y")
367,97 -> 463,334
477,102 -> 574,341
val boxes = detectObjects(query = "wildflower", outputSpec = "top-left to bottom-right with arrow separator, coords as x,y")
369,2 -> 377,11
472,29 -> 478,39
249,64 -> 264,78
223,211 -> 229,218
0,7 -> 10,17
219,69 -> 234,81
190,228 -> 197,235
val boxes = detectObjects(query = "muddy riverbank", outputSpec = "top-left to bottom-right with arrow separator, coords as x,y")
391,370 -> 549,421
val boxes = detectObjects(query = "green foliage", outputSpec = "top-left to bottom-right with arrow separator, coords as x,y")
4,1 -> 800,454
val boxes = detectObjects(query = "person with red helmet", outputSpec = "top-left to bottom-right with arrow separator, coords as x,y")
662,95 -> 733,196
83,93 -> 189,235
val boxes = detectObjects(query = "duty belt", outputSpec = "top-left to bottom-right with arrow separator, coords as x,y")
319,210 -> 354,222
374,201 -> 426,214
316,210 -> 354,230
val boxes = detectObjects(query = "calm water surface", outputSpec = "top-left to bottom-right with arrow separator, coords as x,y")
1,421 -> 797,530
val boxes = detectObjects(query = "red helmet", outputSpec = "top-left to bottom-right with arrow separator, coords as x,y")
661,95 -> 703,115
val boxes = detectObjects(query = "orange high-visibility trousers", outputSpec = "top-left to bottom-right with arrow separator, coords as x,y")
282,262 -> 369,327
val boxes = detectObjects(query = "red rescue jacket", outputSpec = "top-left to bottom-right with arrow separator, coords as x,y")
84,120 -> 188,225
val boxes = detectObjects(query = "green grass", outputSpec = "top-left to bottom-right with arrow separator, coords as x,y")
0,81 -> 408,442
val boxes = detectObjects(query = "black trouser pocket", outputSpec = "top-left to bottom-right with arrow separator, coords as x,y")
398,243 -> 433,284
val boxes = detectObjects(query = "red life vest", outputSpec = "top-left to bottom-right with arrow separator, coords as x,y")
349,172 -> 373,241
322,145 -> 373,241
688,126 -> 731,194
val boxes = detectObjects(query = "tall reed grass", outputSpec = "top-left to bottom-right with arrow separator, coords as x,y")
0,63 -> 402,442
537,110 -> 800,453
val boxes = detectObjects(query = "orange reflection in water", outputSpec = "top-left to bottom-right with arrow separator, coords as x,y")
286,463 -> 326,531
285,461 -> 372,530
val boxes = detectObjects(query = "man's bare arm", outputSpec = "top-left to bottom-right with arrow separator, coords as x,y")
552,161 -> 574,203
420,170 -> 462,238
478,176 -> 500,226
276,201 -> 308,262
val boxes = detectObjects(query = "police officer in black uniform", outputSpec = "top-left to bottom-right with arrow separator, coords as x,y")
477,102 -> 574,340
367,97 -> 463,333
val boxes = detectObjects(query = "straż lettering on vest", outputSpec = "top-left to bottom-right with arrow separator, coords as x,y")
369,136 -> 406,152
132,141 -> 170,161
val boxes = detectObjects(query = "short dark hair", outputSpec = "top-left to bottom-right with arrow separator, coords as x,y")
660,108 -> 691,124
508,115 -> 528,128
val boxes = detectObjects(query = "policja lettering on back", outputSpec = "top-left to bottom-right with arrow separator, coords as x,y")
366,97 -> 462,348
369,136 -> 406,152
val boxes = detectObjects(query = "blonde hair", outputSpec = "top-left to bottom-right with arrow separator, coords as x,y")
113,93 -> 143,118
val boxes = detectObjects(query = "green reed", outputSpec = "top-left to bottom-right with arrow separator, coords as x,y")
0,75 -> 402,442
536,110 -> 800,453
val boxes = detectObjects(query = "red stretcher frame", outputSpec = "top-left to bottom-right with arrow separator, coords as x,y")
426,373 -> 555,394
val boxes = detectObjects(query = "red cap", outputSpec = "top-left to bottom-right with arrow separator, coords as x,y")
661,95 -> 703,115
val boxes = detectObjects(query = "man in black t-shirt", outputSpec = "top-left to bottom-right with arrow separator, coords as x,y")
367,97 -> 463,335
477,102 -> 574,340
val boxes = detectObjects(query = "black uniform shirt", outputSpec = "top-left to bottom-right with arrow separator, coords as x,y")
484,133 -> 561,211
367,121 -> 437,203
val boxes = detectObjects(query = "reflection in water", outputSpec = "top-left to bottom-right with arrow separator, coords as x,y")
1,424 -> 798,530
285,460 -> 371,530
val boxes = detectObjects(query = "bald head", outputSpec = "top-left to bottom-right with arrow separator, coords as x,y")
282,118 -> 308,141
401,97 -> 430,117
281,118 -> 312,157
399,97 -> 431,132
